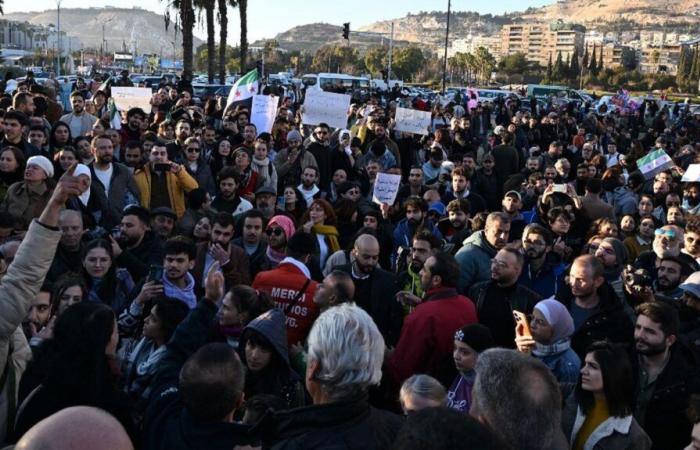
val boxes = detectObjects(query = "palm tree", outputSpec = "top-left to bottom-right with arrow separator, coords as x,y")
195,0 -> 216,82
163,0 -> 195,79
238,0 -> 247,74
218,0 -> 236,83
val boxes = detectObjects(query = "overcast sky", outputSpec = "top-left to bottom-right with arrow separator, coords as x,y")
3,0 -> 553,42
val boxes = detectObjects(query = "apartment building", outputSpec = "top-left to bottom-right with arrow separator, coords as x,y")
501,21 -> 585,66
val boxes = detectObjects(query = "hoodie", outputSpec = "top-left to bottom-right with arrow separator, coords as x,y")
163,272 -> 197,309
454,231 -> 497,295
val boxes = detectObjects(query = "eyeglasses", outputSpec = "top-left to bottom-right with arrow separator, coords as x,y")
266,228 -> 284,236
186,148 -> 200,153
655,229 -> 676,239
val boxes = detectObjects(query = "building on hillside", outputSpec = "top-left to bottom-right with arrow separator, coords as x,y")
500,20 -> 585,66
598,43 -> 634,69
448,35 -> 501,60
639,43 -> 682,75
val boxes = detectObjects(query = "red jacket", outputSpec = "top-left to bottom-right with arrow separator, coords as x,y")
388,287 -> 478,386
252,262 -> 319,347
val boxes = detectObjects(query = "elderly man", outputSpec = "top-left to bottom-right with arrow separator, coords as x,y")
263,304 -> 402,448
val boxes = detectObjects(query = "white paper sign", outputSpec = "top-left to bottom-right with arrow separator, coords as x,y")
250,95 -> 278,134
302,90 -> 351,130
372,172 -> 402,206
394,107 -> 431,136
110,87 -> 153,113
682,164 -> 700,182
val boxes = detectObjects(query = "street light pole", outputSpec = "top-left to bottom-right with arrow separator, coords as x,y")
387,22 -> 394,85
56,0 -> 62,76
442,0 -> 451,94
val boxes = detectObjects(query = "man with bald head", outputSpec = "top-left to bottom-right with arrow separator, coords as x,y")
15,406 -> 133,450
334,233 -> 404,346
46,209 -> 85,282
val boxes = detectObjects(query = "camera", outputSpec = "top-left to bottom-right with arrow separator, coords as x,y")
623,265 -> 653,288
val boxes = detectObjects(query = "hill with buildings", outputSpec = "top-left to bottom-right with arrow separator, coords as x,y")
4,7 -> 201,56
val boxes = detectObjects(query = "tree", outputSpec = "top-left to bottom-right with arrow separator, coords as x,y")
473,47 -> 496,83
498,52 -> 530,75
621,47 -> 637,70
598,46 -> 604,72
364,46 -> 388,75
546,53 -> 553,80
163,0 -> 196,79
217,0 -> 235,83
569,47 -> 580,80
691,45 -> 700,81
552,51 -> 565,80
238,0 -> 248,73
194,0 -> 216,82
392,46 -> 425,80
588,44 -> 598,75
582,45 -> 589,69
311,45 -> 359,73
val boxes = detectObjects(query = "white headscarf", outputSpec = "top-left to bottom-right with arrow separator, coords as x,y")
73,163 -> 92,206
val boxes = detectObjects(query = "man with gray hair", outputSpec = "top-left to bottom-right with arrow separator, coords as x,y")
470,348 -> 567,450
263,303 -> 402,448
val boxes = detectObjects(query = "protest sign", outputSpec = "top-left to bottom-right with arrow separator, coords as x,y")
302,90 -> 351,130
682,164 -> 700,182
250,95 -> 278,134
372,172 -> 402,206
394,107 -> 431,135
110,87 -> 153,113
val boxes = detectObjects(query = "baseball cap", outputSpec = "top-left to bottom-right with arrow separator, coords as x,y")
505,190 -> 522,201
679,271 -> 700,298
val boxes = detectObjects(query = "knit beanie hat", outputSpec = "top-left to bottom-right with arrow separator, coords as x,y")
287,129 -> 303,143
534,298 -> 575,343
454,324 -> 495,353
26,155 -> 54,179
601,237 -> 628,267
268,215 -> 296,239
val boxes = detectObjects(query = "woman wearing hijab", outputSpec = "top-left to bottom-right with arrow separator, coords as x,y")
515,298 -> 581,398
330,129 -> 355,180
64,163 -> 116,230
0,155 -> 55,229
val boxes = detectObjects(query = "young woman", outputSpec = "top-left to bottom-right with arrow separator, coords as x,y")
547,206 -> 578,262
213,285 -> 273,350
80,239 -> 135,314
282,185 -> 307,226
399,374 -> 447,415
240,308 -> 306,409
562,341 -> 652,450
637,194 -> 655,220
623,216 -> 655,262
48,121 -> 73,155
14,303 -> 137,442
667,205 -> 687,228
233,148 -> 259,203
0,146 -> 25,200
251,138 -> 278,191
619,214 -> 636,240
515,299 -> 581,398
49,272 -> 86,317
446,324 -> 495,414
53,147 -> 79,179
301,198 -> 341,270
209,138 -> 234,177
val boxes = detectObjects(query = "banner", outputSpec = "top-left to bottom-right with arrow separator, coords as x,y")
394,107 -> 431,135
250,95 -> 278,134
372,172 -> 402,206
682,164 -> 700,182
110,87 -> 153,113
636,150 -> 675,180
302,90 -> 351,130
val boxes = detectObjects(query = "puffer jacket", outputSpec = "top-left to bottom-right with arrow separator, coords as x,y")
0,221 -> 61,440
133,164 -> 199,219
454,230 -> 498,295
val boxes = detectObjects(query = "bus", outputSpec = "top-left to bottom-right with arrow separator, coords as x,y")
302,73 -> 370,101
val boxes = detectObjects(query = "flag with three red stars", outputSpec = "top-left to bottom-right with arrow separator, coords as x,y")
224,68 -> 260,115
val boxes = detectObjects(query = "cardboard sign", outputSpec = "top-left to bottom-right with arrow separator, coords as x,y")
302,90 -> 351,130
682,164 -> 700,182
394,107 -> 431,136
372,172 -> 402,206
250,95 -> 278,134
110,87 -> 153,113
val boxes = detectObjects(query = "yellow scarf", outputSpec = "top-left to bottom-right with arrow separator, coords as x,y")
312,224 -> 341,253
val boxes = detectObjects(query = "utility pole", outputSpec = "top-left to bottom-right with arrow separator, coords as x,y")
387,22 -> 394,85
442,0 -> 451,94
56,0 -> 62,76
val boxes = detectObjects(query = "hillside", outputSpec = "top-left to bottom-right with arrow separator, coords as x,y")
4,7 -> 202,55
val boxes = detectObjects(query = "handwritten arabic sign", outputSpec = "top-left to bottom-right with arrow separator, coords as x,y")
110,87 -> 153,113
372,172 -> 402,206
394,107 -> 431,136
250,95 -> 278,134
302,90 -> 351,130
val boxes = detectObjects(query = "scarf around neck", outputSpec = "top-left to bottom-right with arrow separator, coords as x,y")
312,224 -> 341,253
532,338 -> 573,357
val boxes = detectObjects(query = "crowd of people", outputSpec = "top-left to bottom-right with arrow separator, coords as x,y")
0,70 -> 698,450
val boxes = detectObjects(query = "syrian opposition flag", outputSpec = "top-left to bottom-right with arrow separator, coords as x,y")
108,99 -> 121,130
224,69 -> 260,115
636,149 -> 674,179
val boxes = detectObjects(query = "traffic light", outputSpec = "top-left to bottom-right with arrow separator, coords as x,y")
342,23 -> 350,40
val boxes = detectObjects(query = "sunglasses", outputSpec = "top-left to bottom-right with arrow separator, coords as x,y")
266,228 -> 284,236
655,229 -> 676,239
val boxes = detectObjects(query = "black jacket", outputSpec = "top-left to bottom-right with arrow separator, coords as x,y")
116,230 -> 166,281
632,341 -> 700,450
469,280 -> 541,348
46,243 -> 83,282
143,300 -> 255,450
555,280 -> 634,358
259,393 -> 402,450
334,264 -> 404,346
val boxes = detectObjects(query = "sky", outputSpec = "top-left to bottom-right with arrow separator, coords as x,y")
2,0 -> 553,42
